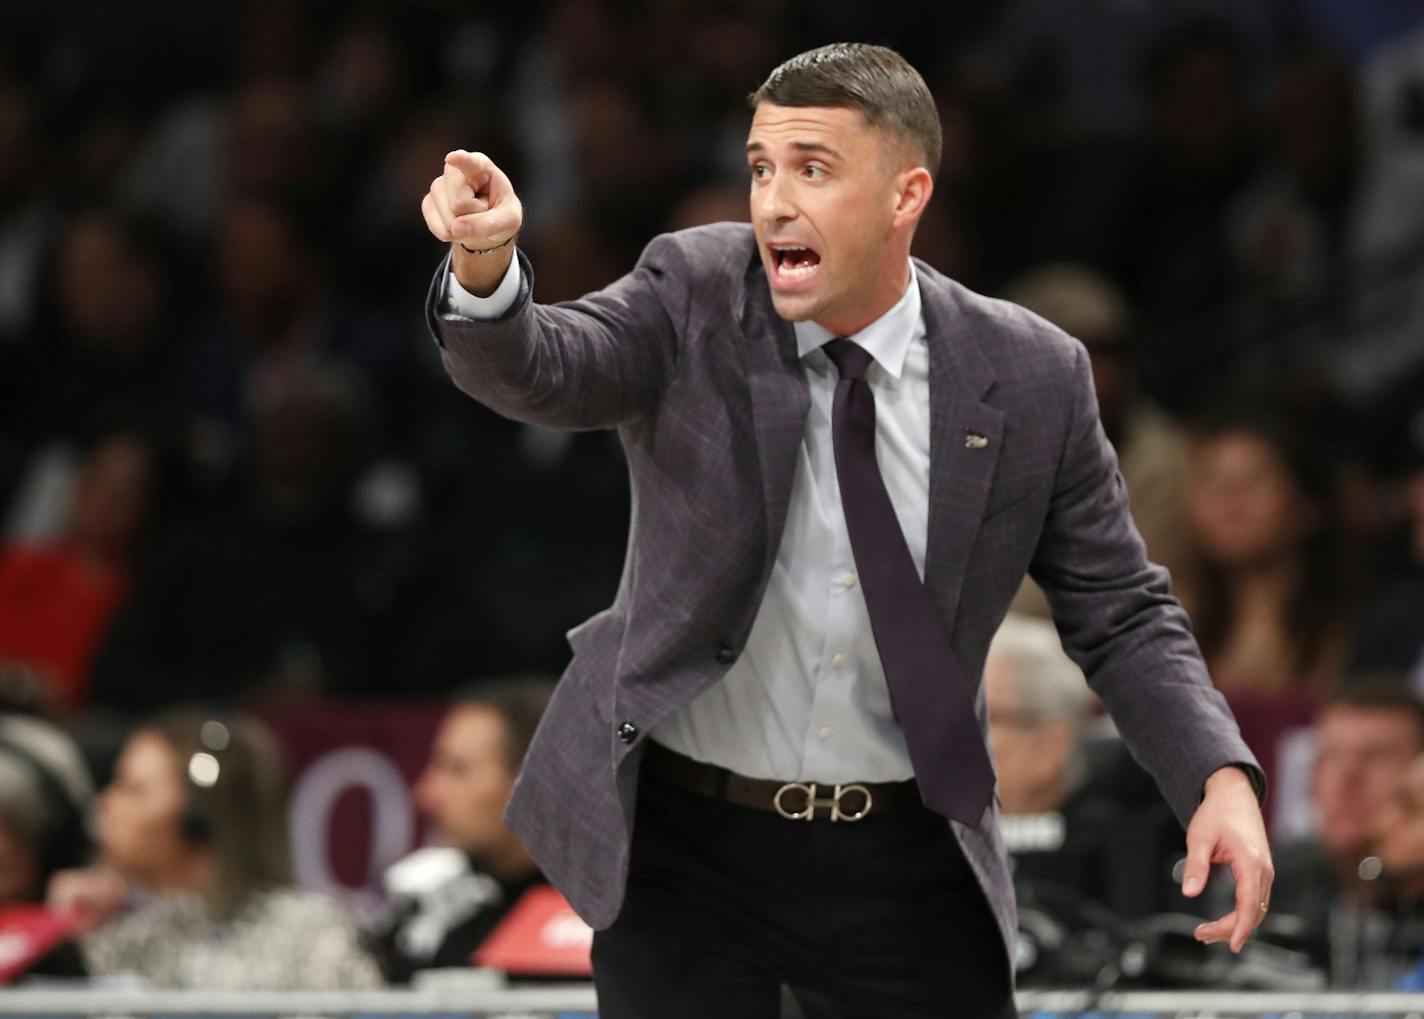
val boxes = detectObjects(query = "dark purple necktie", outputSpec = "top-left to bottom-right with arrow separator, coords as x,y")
823,338 -> 996,825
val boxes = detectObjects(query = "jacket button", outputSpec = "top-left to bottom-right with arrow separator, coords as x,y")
716,644 -> 737,665
617,721 -> 638,744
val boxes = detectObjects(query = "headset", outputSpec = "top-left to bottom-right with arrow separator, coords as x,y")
0,724 -> 94,880
178,719 -> 233,846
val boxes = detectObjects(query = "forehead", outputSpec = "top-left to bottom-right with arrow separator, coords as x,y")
1318,705 -> 1420,744
747,102 -> 872,150
120,731 -> 180,781
437,705 -> 505,752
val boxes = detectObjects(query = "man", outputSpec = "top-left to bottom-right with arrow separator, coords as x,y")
1269,681 -> 1424,985
986,615 -> 1181,938
1373,754 -> 1424,990
420,43 -> 1270,1018
986,615 -> 1098,819
368,679 -> 551,983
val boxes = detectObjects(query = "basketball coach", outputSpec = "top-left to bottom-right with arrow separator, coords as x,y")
420,42 -> 1272,1019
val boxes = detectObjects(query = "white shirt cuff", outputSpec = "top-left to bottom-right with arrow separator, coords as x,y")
443,251 -> 522,320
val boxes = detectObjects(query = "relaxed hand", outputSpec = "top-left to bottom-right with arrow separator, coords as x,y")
1180,765 -> 1274,953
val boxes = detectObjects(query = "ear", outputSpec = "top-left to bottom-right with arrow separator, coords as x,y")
891,166 -> 933,229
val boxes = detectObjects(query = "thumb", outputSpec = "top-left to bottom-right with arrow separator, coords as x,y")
1181,834 -> 1213,898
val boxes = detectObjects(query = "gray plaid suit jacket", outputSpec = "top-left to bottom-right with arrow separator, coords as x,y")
425,222 -> 1263,969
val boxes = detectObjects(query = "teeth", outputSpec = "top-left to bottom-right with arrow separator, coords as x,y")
779,261 -> 818,278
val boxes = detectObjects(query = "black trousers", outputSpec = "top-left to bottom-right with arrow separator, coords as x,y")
592,767 -> 1018,1018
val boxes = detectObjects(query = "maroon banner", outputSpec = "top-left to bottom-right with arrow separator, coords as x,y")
257,700 -> 446,915
1223,691 -> 1323,840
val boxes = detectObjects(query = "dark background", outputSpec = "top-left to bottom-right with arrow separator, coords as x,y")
1,0 -> 1421,716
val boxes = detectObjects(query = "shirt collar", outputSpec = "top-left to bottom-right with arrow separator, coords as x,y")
793,261 -> 922,380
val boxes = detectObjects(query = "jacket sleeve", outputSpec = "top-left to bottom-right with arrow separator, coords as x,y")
1028,340 -> 1266,829
424,233 -> 688,431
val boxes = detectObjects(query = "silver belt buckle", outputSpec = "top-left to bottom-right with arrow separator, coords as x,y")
773,781 -> 873,822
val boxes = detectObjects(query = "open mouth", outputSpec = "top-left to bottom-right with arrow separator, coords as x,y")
770,243 -> 822,285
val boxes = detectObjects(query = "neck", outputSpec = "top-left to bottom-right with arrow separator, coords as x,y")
1230,557 -> 1300,606
1002,781 -> 1070,815
148,849 -> 215,895
477,840 -> 539,884
814,254 -> 912,337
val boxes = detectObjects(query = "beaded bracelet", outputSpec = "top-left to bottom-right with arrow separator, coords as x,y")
458,235 -> 515,255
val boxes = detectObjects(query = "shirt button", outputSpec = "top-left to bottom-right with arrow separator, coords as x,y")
616,721 -> 638,745
842,573 -> 857,588
818,726 -> 832,740
831,652 -> 845,667
716,644 -> 737,666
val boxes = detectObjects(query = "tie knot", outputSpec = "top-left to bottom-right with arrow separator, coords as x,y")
823,338 -> 874,381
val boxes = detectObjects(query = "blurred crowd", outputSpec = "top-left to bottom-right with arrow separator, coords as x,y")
2,684 -> 553,988
2,0 -> 1424,995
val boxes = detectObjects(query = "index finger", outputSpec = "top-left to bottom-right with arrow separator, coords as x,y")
445,150 -> 493,190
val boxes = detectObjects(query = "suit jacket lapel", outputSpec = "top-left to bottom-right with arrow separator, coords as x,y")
737,264 -> 811,577
919,263 -> 1005,632
735,256 -> 1003,628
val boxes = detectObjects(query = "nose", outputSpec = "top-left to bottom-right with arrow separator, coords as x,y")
756,170 -> 796,224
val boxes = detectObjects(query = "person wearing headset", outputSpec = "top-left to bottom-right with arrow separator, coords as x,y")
47,709 -> 382,989
0,713 -> 94,980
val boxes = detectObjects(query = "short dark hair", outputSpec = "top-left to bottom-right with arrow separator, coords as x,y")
1323,676 -> 1424,745
454,675 -> 555,773
748,43 -> 942,179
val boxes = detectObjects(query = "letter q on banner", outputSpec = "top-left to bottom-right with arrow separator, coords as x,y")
290,747 -> 415,913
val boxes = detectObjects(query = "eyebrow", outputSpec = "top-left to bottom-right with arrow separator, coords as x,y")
745,141 -> 845,161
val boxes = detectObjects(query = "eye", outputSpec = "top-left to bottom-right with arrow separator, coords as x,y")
803,164 -> 828,180
749,162 -> 770,181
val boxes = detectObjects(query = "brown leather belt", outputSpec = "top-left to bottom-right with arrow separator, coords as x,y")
642,740 -> 923,822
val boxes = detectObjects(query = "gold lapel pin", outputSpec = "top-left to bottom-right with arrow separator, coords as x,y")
965,433 -> 989,449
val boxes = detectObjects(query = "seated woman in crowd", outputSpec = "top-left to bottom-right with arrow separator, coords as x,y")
1177,409 -> 1358,696
47,709 -> 381,989
0,714 -> 94,980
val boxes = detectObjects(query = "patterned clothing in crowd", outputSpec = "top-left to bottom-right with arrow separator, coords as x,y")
82,887 -> 382,989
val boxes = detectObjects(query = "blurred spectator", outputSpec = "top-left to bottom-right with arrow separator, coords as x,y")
0,74 -> 46,505
1178,410 -> 1358,695
1371,753 -> 1424,990
0,714 -> 93,979
964,1 -> 1280,140
1353,431 -> 1424,678
18,209 -> 177,446
1269,680 -> 1424,985
1228,47 -> 1362,304
90,358 -> 412,707
999,265 -> 1189,619
1116,20 -> 1260,345
987,616 -> 1181,940
0,429 -> 157,710
367,677 -> 552,983
1372,749 -> 1424,892
0,76 -> 50,347
48,709 -> 380,989
179,193 -> 427,454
